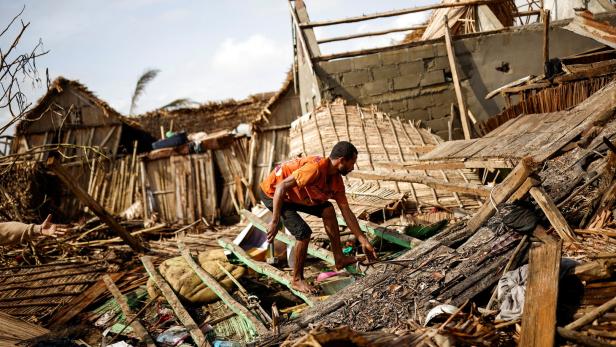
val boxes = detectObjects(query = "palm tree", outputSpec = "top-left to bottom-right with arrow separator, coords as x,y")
158,98 -> 198,111
129,68 -> 160,116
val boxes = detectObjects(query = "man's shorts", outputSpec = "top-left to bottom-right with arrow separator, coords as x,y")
259,189 -> 333,240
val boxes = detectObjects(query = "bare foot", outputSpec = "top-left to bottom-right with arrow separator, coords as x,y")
334,255 -> 358,270
291,279 -> 317,294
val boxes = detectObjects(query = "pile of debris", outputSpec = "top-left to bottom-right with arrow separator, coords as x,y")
1,3 -> 616,347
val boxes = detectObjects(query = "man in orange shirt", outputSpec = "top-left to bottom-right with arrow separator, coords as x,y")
260,141 -> 377,293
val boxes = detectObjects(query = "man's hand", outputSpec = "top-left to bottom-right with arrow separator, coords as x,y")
360,239 -> 378,261
40,214 -> 57,237
266,219 -> 280,243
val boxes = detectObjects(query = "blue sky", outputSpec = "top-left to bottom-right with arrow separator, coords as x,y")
0,0 -> 436,133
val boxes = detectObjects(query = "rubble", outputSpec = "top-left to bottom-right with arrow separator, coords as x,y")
1,2 -> 616,347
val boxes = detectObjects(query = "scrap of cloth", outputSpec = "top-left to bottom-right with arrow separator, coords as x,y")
496,264 -> 528,321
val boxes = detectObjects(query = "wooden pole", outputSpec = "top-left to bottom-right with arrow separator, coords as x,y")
543,9 -> 551,66
240,210 -> 335,265
317,25 -> 427,44
349,169 -> 490,196
444,15 -> 472,140
46,156 -> 146,253
557,327 -> 612,347
529,186 -> 579,243
102,275 -> 155,347
564,295 -> 616,330
300,0 -> 510,28
140,160 -> 150,222
141,256 -> 209,347
177,241 -> 268,337
218,239 -> 316,306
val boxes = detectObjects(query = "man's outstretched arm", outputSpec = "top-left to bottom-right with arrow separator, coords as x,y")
338,202 -> 378,260
267,175 -> 298,242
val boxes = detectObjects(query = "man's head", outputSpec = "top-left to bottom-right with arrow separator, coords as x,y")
329,141 -> 358,176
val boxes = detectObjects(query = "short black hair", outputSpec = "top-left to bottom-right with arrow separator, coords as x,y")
329,141 -> 358,160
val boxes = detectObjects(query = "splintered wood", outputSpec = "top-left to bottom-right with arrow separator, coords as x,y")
520,235 -> 562,347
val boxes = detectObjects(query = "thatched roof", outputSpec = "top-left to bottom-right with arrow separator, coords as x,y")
254,70 -> 294,126
400,0 -> 516,43
16,77 -> 143,133
135,92 -> 275,139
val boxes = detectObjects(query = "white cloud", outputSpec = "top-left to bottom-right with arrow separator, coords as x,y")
211,34 -> 289,73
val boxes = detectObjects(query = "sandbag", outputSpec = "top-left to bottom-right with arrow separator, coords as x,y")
147,251 -> 244,304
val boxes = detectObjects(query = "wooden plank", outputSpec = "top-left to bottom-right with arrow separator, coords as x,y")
301,0 -> 509,28
0,311 -> 49,345
240,210 -> 335,265
317,24 -> 427,44
349,170 -> 490,197
336,216 -> 421,249
507,178 -> 540,202
520,236 -> 562,347
466,158 -> 534,233
218,239 -> 316,306
141,256 -> 209,347
444,15 -> 472,140
529,187 -> 579,243
48,272 -> 123,328
102,275 -> 155,347
177,241 -> 268,337
47,156 -> 146,253
543,10 -> 551,65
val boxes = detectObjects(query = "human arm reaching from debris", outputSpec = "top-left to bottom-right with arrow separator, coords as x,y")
338,202 -> 378,261
0,214 -> 57,246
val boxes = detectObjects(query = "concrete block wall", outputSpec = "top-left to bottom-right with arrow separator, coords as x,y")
318,42 -> 468,139
314,22 -> 601,140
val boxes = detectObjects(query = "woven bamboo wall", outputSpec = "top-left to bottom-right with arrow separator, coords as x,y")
214,136 -> 251,216
143,152 -> 217,224
290,99 -> 483,212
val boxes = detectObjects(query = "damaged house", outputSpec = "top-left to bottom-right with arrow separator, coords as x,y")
3,1 -> 616,347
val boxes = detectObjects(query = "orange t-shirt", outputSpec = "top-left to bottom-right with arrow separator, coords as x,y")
260,156 -> 348,206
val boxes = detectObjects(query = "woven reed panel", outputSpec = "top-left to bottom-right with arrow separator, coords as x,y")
290,99 -> 483,213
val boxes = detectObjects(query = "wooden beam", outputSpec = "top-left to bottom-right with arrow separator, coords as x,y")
542,10 -> 551,65
240,209 -> 335,265
466,158 -> 534,233
317,25 -> 427,44
47,156 -> 146,253
48,272 -> 124,328
529,186 -> 579,243
507,177 -> 540,202
444,15 -> 472,140
349,169 -> 490,196
336,216 -> 421,249
557,327 -> 613,347
140,160 -> 149,222
300,0 -> 509,28
519,235 -> 562,347
218,239 -> 316,306
141,256 -> 209,347
102,275 -> 155,347
564,295 -> 616,330
177,241 -> 268,337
